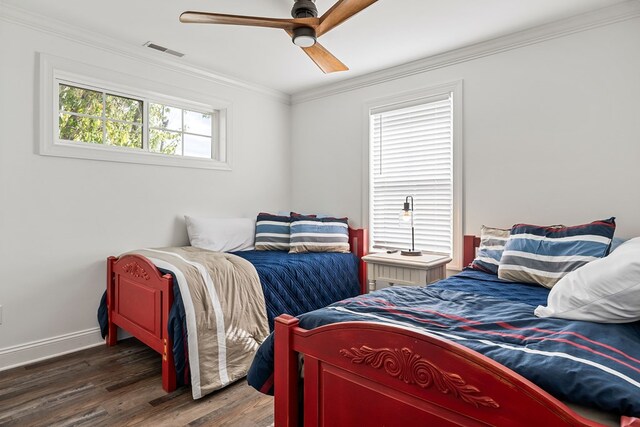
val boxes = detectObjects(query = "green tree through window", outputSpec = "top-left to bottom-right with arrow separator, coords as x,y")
58,83 -> 214,159
59,84 -> 142,148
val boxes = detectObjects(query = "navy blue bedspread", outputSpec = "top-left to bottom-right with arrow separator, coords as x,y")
233,250 -> 360,331
98,250 -> 360,386
247,269 -> 640,417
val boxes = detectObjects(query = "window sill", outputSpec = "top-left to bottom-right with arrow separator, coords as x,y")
40,140 -> 231,170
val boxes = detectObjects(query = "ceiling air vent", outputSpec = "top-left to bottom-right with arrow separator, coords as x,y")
143,41 -> 185,58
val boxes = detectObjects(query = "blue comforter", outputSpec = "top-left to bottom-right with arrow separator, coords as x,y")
247,269 -> 640,417
234,250 -> 360,331
98,250 -> 360,386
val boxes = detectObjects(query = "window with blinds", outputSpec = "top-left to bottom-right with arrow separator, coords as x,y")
369,94 -> 453,255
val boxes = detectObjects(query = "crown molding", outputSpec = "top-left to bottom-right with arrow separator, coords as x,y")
0,3 -> 291,105
291,0 -> 640,104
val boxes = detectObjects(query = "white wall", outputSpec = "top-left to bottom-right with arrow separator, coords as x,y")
0,19 -> 291,367
2,10 -> 639,370
290,18 -> 640,246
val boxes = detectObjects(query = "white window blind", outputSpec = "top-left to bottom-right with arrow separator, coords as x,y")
370,94 -> 453,255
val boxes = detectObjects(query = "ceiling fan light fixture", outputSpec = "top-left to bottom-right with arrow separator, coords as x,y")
292,26 -> 317,48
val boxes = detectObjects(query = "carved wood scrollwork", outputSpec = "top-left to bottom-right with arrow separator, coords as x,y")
122,262 -> 150,280
340,346 -> 499,409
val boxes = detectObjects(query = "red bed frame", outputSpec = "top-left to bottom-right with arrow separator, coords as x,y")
272,235 -> 639,427
105,228 -> 368,393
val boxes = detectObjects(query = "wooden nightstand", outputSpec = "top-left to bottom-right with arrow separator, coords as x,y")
362,252 -> 452,292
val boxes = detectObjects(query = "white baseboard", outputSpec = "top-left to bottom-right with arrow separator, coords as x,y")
0,327 -> 104,371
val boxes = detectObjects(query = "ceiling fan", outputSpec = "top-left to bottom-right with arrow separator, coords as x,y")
179,0 -> 379,73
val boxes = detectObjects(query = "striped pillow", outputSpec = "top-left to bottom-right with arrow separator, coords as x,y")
497,218 -> 616,288
289,216 -> 350,254
255,213 -> 290,251
469,225 -> 510,274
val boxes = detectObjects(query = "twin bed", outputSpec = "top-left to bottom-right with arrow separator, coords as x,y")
101,230 -> 639,426
100,228 -> 367,396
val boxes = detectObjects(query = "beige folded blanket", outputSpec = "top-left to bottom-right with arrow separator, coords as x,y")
131,247 -> 269,399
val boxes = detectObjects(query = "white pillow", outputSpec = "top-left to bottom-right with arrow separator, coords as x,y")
184,216 -> 255,252
535,237 -> 640,323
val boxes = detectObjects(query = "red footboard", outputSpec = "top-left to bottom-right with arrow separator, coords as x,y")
274,315 -> 606,427
106,255 -> 176,392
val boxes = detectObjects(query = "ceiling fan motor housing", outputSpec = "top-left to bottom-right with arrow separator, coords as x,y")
291,0 -> 318,18
291,0 -> 318,47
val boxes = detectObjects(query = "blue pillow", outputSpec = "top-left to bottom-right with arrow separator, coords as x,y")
255,213 -> 290,251
470,225 -> 510,275
498,218 -> 616,288
289,216 -> 350,254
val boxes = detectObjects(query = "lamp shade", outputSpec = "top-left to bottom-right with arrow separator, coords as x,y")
399,209 -> 412,226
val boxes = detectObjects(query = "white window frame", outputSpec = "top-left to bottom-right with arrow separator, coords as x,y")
362,80 -> 463,270
38,53 -> 231,170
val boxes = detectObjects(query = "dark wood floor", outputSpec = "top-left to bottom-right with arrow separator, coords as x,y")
0,339 -> 274,426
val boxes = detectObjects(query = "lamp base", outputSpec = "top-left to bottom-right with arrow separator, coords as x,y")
400,250 -> 422,256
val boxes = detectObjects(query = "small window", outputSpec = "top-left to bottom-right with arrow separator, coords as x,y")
39,54 -> 230,170
56,82 -> 218,160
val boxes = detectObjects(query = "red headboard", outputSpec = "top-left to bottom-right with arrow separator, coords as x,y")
463,235 -> 481,268
348,228 -> 368,294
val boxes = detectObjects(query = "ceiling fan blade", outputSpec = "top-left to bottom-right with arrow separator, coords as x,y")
300,42 -> 349,74
180,11 -> 319,30
285,29 -> 348,73
316,0 -> 378,37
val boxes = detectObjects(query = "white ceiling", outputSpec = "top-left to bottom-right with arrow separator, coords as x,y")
2,0 -> 629,94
